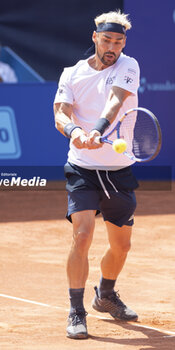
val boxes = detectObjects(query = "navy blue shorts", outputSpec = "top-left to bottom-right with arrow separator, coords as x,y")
64,162 -> 139,227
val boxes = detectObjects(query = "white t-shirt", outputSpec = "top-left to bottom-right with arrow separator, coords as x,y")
54,53 -> 140,170
0,62 -> 18,83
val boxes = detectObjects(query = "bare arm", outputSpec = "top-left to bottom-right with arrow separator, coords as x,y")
100,86 -> 132,124
54,102 -> 87,149
86,87 -> 132,149
54,102 -> 73,135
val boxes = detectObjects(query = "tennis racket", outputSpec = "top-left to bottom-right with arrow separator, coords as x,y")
95,107 -> 162,162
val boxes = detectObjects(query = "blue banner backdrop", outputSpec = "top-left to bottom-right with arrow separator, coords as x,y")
0,83 -> 69,179
124,0 -> 175,179
1,1 -> 175,181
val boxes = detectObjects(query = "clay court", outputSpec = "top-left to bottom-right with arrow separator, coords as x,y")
0,182 -> 175,350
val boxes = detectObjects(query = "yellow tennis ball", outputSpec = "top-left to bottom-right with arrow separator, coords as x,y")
112,139 -> 127,153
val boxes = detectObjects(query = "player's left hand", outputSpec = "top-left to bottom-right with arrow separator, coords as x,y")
71,128 -> 88,149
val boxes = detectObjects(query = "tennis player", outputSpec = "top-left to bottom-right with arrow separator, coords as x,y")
54,10 -> 140,339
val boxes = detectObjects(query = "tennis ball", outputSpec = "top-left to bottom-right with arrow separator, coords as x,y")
112,139 -> 127,153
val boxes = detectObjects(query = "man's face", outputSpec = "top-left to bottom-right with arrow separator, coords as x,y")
93,31 -> 126,67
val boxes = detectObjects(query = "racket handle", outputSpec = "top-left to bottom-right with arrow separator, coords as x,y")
80,135 -> 102,144
94,136 -> 102,144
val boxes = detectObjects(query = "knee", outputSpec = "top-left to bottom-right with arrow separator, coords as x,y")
120,240 -> 131,254
73,228 -> 93,254
111,240 -> 131,255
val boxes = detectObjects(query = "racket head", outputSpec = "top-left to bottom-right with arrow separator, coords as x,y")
100,107 -> 162,162
117,107 -> 162,162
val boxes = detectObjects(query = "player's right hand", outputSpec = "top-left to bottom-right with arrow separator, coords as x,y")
86,130 -> 103,149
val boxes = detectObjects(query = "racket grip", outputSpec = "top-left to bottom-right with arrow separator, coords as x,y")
94,136 -> 102,144
80,135 -> 102,144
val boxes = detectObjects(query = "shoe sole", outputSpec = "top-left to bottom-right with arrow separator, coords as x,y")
67,332 -> 88,339
92,303 -> 138,322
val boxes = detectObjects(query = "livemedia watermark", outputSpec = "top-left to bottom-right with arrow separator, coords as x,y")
0,175 -> 47,188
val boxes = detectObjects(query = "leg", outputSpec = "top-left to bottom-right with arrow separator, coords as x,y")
98,187 -> 136,293
67,210 -> 96,288
101,222 -> 132,280
67,210 -> 95,339
63,164 -> 100,338
92,222 -> 138,321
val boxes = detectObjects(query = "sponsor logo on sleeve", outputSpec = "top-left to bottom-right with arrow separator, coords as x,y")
128,68 -> 136,75
124,76 -> 133,84
58,83 -> 65,95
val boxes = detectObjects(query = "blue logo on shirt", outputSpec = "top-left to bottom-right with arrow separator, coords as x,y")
0,107 -> 21,159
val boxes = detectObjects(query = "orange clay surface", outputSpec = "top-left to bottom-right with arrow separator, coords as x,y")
0,182 -> 175,350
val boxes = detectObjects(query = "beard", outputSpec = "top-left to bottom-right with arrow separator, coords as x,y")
97,49 -> 117,66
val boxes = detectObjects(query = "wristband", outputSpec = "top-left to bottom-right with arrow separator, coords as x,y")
91,118 -> 110,135
64,123 -> 82,138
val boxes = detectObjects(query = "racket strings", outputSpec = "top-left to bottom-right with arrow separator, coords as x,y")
121,110 -> 160,161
